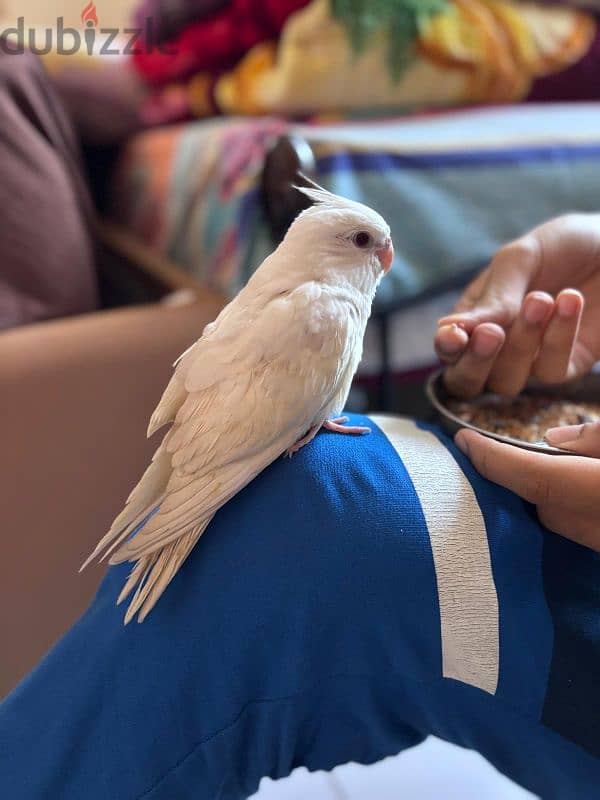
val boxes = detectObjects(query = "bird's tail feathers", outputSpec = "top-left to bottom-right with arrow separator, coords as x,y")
120,522 -> 208,624
79,502 -> 163,573
80,449 -> 172,571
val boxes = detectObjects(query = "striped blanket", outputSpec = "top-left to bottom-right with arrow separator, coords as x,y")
110,102 -> 600,387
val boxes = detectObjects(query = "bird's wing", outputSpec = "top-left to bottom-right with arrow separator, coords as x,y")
147,295 -> 246,436
110,282 -> 355,566
147,270 -> 293,436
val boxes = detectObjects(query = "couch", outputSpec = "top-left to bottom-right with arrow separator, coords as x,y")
0,229 -> 223,697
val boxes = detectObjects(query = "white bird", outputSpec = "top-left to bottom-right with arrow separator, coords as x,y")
82,185 -> 394,623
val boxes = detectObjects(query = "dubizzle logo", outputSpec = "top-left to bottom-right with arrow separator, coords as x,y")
81,2 -> 99,26
0,3 -> 176,56
81,2 -> 99,54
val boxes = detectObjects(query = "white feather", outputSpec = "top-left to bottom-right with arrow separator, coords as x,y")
83,188 -> 391,622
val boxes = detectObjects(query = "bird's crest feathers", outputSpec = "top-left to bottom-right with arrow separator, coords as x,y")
292,180 -> 389,233
294,184 -> 362,213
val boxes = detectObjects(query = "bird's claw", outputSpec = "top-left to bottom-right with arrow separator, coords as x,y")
286,417 -> 370,457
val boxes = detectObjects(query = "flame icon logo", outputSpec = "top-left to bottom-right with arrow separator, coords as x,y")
81,1 -> 99,27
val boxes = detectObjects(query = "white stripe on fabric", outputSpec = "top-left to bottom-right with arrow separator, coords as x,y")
296,103 -> 600,152
371,415 -> 499,695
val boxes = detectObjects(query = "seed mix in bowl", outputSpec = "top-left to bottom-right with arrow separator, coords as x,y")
447,394 -> 600,444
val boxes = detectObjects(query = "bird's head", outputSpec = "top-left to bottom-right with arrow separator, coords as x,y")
281,185 -> 394,292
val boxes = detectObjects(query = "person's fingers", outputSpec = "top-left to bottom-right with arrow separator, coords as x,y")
536,503 -> 600,552
486,291 -> 554,397
442,323 -> 505,398
454,428 -> 600,513
434,323 -> 470,364
438,237 -> 540,333
545,421 -> 600,458
456,429 -> 600,551
533,289 -> 584,383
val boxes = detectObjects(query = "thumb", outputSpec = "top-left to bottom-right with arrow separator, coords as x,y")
438,238 -> 539,334
545,421 -> 600,457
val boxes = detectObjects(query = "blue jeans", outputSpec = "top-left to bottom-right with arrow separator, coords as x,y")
1,416 -> 599,799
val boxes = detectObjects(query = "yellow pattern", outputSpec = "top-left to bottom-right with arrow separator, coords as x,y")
207,0 -> 595,116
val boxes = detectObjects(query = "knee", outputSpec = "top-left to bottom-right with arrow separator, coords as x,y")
188,426 -> 436,675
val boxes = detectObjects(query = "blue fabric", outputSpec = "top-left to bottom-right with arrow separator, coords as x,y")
541,533 -> 600,756
1,416 -> 599,799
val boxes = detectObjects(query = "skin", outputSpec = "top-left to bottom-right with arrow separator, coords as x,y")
434,214 -> 600,551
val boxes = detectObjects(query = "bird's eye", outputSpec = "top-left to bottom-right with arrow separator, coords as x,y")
352,231 -> 372,249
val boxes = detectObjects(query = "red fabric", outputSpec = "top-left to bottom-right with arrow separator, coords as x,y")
132,0 -> 310,85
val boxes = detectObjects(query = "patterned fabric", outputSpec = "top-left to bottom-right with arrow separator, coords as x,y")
133,0 -> 231,44
534,1 -> 600,8
111,116 -> 288,297
110,103 -> 600,300
134,0 -> 598,121
1,415 -> 598,798
132,0 -> 311,85
110,102 -> 600,379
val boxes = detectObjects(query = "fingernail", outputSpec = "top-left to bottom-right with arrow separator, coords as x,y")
524,295 -> 550,325
437,324 -> 465,355
545,424 -> 584,444
556,292 -> 581,319
473,328 -> 501,358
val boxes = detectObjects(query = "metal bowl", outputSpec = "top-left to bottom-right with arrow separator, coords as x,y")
425,369 -> 600,455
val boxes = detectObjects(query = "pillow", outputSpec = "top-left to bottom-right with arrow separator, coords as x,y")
134,0 -> 598,115
1,415 -> 598,799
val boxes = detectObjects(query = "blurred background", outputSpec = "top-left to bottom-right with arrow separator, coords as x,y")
2,1 -> 600,796
2,0 -> 130,27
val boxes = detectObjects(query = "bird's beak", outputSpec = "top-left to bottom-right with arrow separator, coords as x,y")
376,237 -> 394,273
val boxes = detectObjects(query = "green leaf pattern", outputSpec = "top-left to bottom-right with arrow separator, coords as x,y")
331,0 -> 449,81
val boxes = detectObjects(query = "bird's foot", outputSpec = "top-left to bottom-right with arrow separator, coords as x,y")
286,417 -> 370,457
286,424 -> 320,457
323,416 -> 371,435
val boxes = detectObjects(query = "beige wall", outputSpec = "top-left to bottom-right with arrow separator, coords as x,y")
2,0 -> 136,29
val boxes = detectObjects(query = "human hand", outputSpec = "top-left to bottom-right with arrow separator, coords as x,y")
435,214 -> 600,398
455,422 -> 600,551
